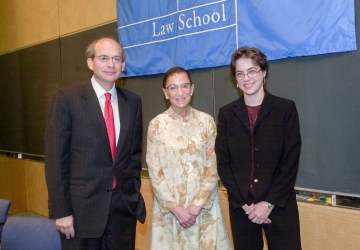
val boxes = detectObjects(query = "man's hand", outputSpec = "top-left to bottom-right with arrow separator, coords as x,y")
55,215 -> 75,239
171,206 -> 196,228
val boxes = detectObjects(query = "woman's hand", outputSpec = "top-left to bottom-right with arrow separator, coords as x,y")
171,206 -> 196,228
246,202 -> 272,224
188,205 -> 202,217
242,203 -> 253,213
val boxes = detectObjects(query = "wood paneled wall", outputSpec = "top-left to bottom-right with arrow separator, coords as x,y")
0,156 -> 47,216
58,0 -> 117,36
0,157 -> 27,214
0,0 -> 117,55
1,156 -> 360,250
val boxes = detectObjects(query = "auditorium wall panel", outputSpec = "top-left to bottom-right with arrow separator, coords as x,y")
0,0 -> 117,55
0,0 -> 59,54
58,0 -> 117,36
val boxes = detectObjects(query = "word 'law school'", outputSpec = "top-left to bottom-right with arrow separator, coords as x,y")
152,3 -> 226,37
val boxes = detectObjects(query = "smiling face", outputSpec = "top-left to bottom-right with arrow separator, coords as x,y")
235,57 -> 266,101
87,38 -> 125,90
163,72 -> 194,115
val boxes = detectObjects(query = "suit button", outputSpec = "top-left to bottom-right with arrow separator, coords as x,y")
256,164 -> 259,168
107,188 -> 112,193
254,179 -> 259,183
254,147 -> 258,152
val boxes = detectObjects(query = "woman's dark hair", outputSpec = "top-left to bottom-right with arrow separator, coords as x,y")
163,67 -> 193,89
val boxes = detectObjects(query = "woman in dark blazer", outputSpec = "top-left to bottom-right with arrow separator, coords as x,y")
215,46 -> 302,250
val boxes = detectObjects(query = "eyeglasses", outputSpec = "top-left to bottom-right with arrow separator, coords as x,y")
93,55 -> 123,63
165,83 -> 192,93
234,68 -> 261,80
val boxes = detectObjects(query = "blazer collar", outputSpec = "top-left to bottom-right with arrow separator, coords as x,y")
232,91 -> 276,131
232,96 -> 250,131
81,81 -> 111,156
81,81 -> 133,163
114,86 -> 131,160
256,92 -> 275,127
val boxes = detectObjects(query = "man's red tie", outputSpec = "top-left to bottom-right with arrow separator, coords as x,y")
104,93 -> 117,188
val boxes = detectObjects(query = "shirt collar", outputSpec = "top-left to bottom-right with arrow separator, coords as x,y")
91,76 -> 117,99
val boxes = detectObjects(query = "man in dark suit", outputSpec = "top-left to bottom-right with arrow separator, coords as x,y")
45,37 -> 146,250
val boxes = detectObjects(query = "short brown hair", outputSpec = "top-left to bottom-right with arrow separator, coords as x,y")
230,46 -> 269,87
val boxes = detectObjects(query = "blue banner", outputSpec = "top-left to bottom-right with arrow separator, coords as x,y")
117,0 -> 356,77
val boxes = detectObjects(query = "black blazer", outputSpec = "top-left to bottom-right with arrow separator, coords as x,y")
215,92 -> 301,210
45,80 -> 146,238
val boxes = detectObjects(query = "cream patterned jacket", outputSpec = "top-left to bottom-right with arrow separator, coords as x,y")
146,106 -> 218,214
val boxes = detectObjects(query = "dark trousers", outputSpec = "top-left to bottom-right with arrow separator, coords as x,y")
60,186 -> 137,250
229,196 -> 301,250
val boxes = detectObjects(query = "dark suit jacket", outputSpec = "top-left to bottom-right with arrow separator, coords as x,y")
215,92 -> 301,210
45,80 -> 146,238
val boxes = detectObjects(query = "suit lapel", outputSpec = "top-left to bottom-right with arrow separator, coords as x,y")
81,81 -> 112,158
232,96 -> 251,132
255,92 -> 275,128
114,86 -> 131,162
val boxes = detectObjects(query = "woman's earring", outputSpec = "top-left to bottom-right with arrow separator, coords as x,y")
165,96 -> 169,99
191,93 -> 193,96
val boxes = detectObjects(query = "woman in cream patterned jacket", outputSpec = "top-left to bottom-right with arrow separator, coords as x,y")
146,67 -> 232,250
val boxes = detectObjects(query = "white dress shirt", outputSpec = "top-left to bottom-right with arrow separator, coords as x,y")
91,76 -> 120,146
